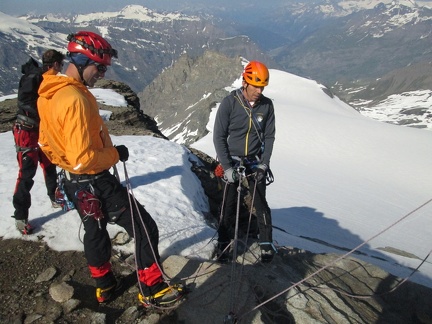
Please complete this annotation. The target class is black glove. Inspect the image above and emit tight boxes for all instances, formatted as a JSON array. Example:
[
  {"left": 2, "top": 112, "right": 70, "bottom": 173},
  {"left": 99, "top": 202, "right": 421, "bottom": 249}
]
[
  {"left": 115, "top": 145, "right": 129, "bottom": 162},
  {"left": 254, "top": 164, "right": 267, "bottom": 183}
]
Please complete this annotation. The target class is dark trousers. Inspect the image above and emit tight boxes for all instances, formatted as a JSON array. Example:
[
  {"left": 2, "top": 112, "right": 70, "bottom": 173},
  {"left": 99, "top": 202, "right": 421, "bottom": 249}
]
[
  {"left": 12, "top": 125, "right": 57, "bottom": 220},
  {"left": 218, "top": 176, "right": 272, "bottom": 245},
  {"left": 63, "top": 171, "right": 160, "bottom": 272}
]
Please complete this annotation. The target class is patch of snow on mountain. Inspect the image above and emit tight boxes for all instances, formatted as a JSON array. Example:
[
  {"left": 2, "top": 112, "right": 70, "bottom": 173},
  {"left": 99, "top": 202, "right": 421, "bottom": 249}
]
[
  {"left": 72, "top": 5, "right": 199, "bottom": 24},
  {"left": 360, "top": 90, "right": 432, "bottom": 129},
  {"left": 0, "top": 12, "right": 66, "bottom": 59},
  {"left": 339, "top": 0, "right": 419, "bottom": 12},
  {"left": 0, "top": 12, "right": 49, "bottom": 37}
]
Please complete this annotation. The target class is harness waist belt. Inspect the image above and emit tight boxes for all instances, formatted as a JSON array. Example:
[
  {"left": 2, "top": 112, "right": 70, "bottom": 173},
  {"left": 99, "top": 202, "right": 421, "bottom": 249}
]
[
  {"left": 15, "top": 145, "right": 38, "bottom": 153},
  {"left": 64, "top": 170, "right": 108, "bottom": 183},
  {"left": 16, "top": 114, "right": 39, "bottom": 127},
  {"left": 232, "top": 155, "right": 261, "bottom": 163}
]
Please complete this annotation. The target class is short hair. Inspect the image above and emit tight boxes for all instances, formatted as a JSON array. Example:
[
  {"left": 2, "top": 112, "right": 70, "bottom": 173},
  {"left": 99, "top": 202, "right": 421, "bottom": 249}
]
[{"left": 42, "top": 49, "right": 65, "bottom": 65}]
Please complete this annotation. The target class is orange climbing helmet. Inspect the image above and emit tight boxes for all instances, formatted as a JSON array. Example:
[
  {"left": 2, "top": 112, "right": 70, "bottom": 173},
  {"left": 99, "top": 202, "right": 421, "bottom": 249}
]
[
  {"left": 66, "top": 31, "right": 118, "bottom": 65},
  {"left": 242, "top": 61, "right": 269, "bottom": 87}
]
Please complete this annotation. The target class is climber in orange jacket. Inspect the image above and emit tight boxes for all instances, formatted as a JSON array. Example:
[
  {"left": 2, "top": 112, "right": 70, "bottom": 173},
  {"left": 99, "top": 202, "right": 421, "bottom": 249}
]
[{"left": 38, "top": 31, "right": 183, "bottom": 306}]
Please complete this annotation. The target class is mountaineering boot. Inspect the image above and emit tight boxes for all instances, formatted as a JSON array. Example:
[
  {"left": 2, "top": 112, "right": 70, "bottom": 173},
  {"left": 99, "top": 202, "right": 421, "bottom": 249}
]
[
  {"left": 138, "top": 283, "right": 185, "bottom": 307},
  {"left": 215, "top": 241, "right": 230, "bottom": 263},
  {"left": 51, "top": 200, "right": 62, "bottom": 208},
  {"left": 95, "top": 273, "right": 122, "bottom": 304},
  {"left": 96, "top": 284, "right": 116, "bottom": 303},
  {"left": 96, "top": 279, "right": 122, "bottom": 303},
  {"left": 261, "top": 249, "right": 274, "bottom": 263},
  {"left": 15, "top": 219, "right": 33, "bottom": 235},
  {"left": 260, "top": 243, "right": 276, "bottom": 263}
]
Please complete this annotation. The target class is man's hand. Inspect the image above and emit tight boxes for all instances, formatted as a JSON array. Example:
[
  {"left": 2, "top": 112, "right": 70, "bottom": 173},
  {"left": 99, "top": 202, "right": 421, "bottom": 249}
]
[
  {"left": 115, "top": 145, "right": 129, "bottom": 162},
  {"left": 224, "top": 167, "right": 237, "bottom": 183},
  {"left": 254, "top": 164, "right": 268, "bottom": 183}
]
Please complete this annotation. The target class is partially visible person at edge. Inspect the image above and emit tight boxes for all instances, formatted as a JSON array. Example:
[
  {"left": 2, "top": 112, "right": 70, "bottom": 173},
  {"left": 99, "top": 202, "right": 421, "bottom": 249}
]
[
  {"left": 12, "top": 49, "right": 65, "bottom": 235},
  {"left": 37, "top": 31, "right": 184, "bottom": 306},
  {"left": 213, "top": 61, "right": 276, "bottom": 263}
]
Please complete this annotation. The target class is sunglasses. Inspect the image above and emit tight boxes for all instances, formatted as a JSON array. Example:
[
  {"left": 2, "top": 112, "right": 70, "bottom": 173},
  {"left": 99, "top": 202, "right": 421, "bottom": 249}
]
[{"left": 91, "top": 63, "right": 108, "bottom": 73}]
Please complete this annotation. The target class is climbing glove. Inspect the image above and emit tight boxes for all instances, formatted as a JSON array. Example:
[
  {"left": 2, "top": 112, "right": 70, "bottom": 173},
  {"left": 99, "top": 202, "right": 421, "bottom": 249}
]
[
  {"left": 224, "top": 167, "right": 237, "bottom": 183},
  {"left": 254, "top": 164, "right": 268, "bottom": 183},
  {"left": 115, "top": 145, "right": 129, "bottom": 162}
]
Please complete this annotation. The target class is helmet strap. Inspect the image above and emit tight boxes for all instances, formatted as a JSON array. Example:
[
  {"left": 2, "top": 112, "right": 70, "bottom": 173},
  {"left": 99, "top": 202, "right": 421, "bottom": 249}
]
[
  {"left": 71, "top": 63, "right": 89, "bottom": 86},
  {"left": 70, "top": 56, "right": 92, "bottom": 86}
]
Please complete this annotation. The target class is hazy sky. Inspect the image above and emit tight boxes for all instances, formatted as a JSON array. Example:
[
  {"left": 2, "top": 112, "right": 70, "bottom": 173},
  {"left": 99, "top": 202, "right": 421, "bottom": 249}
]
[
  {"left": 3, "top": 0, "right": 432, "bottom": 16},
  {"left": 0, "top": 0, "right": 243, "bottom": 15},
  {"left": 0, "top": 0, "right": 282, "bottom": 15},
  {"left": 0, "top": 0, "right": 197, "bottom": 15}
]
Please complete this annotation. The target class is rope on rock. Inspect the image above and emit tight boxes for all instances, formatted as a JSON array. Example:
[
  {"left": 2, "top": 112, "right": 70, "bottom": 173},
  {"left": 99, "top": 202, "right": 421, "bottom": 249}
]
[{"left": 236, "top": 197, "right": 432, "bottom": 321}]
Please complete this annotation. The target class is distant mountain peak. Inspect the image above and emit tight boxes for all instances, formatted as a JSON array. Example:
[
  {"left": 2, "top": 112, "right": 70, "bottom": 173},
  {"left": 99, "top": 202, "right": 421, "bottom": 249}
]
[
  {"left": 0, "top": 11, "right": 49, "bottom": 37},
  {"left": 309, "top": 0, "right": 425, "bottom": 17},
  {"left": 71, "top": 4, "right": 199, "bottom": 24},
  {"left": 339, "top": 0, "right": 421, "bottom": 12}
]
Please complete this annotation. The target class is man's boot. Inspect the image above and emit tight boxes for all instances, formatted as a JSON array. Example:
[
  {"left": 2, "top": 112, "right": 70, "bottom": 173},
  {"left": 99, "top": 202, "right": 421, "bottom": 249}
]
[{"left": 15, "top": 219, "right": 33, "bottom": 235}]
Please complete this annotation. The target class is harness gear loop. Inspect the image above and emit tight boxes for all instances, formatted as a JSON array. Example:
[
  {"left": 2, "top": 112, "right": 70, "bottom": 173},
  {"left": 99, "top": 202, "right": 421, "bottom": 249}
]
[{"left": 75, "top": 183, "right": 104, "bottom": 229}]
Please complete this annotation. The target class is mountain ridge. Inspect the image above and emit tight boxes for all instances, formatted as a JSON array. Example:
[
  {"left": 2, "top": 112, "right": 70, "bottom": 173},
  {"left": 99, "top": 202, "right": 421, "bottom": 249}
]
[
  {"left": 2, "top": 1, "right": 432, "bottom": 96},
  {"left": 1, "top": 1, "right": 431, "bottom": 133},
  {"left": 0, "top": 6, "right": 272, "bottom": 96}
]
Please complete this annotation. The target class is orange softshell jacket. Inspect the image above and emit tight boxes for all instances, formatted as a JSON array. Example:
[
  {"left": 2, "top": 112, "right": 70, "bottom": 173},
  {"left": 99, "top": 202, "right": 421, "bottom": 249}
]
[{"left": 37, "top": 70, "right": 119, "bottom": 174}]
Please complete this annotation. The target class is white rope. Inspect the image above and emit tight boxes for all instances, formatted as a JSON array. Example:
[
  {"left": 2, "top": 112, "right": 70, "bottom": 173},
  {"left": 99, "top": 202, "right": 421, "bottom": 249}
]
[{"left": 237, "top": 197, "right": 432, "bottom": 321}]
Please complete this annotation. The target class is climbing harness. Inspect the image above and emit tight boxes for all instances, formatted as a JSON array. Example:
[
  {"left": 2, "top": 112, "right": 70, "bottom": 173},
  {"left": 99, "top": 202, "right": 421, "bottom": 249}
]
[
  {"left": 13, "top": 122, "right": 39, "bottom": 154},
  {"left": 16, "top": 114, "right": 38, "bottom": 130}
]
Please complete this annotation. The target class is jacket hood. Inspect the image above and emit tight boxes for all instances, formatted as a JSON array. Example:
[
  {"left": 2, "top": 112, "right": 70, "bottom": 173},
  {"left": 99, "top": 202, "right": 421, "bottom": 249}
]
[
  {"left": 38, "top": 71, "right": 86, "bottom": 100},
  {"left": 21, "top": 57, "right": 40, "bottom": 75}
]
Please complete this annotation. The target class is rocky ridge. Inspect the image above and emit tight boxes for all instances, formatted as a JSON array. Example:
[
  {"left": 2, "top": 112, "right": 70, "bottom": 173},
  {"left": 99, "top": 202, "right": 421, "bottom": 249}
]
[
  {"left": 138, "top": 51, "right": 244, "bottom": 146},
  {"left": 1, "top": 238, "right": 432, "bottom": 323}
]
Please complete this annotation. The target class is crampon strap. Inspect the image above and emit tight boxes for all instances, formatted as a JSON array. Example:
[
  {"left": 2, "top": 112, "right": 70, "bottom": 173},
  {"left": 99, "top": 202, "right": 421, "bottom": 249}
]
[{"left": 138, "top": 283, "right": 186, "bottom": 308}]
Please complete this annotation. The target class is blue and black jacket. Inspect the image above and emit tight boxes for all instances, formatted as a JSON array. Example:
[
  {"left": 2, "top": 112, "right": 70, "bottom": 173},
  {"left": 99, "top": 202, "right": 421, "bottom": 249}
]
[{"left": 213, "top": 88, "right": 276, "bottom": 171}]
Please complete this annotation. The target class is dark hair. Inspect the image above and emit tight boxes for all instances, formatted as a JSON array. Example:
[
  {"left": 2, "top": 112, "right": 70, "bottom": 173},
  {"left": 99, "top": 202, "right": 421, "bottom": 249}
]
[{"left": 42, "top": 49, "right": 65, "bottom": 65}]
